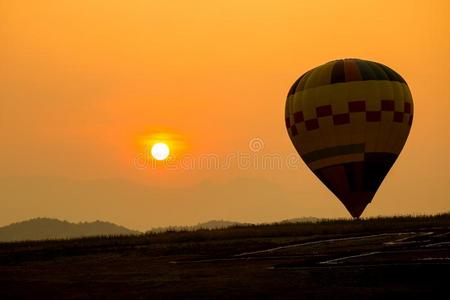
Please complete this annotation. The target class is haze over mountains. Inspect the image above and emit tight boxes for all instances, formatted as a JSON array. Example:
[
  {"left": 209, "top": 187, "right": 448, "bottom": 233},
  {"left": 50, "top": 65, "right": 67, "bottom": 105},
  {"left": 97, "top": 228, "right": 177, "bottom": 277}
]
[
  {"left": 0, "top": 176, "right": 300, "bottom": 231},
  {"left": 0, "top": 217, "right": 320, "bottom": 242},
  {"left": 2, "top": 176, "right": 447, "bottom": 232}
]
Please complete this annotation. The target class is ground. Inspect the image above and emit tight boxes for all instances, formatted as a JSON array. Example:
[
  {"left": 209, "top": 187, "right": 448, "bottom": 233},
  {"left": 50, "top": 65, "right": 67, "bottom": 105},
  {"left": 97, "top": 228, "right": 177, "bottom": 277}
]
[{"left": 0, "top": 215, "right": 449, "bottom": 299}]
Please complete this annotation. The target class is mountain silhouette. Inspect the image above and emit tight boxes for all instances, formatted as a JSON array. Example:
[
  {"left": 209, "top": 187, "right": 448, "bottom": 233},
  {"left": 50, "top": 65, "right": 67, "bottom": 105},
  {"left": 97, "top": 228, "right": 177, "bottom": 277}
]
[
  {"left": 147, "top": 218, "right": 319, "bottom": 233},
  {"left": 0, "top": 218, "right": 141, "bottom": 242},
  {"left": 0, "top": 217, "right": 321, "bottom": 242},
  {"left": 193, "top": 220, "right": 245, "bottom": 230}
]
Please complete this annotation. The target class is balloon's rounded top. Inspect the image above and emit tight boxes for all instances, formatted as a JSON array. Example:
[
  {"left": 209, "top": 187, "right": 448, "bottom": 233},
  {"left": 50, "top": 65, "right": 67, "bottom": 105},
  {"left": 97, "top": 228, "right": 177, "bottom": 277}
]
[{"left": 288, "top": 58, "right": 407, "bottom": 98}]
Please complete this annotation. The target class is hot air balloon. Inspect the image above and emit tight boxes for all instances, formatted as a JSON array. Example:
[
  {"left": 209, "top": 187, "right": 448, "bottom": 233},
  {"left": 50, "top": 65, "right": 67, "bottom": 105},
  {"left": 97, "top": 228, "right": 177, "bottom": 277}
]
[{"left": 285, "top": 59, "right": 413, "bottom": 218}]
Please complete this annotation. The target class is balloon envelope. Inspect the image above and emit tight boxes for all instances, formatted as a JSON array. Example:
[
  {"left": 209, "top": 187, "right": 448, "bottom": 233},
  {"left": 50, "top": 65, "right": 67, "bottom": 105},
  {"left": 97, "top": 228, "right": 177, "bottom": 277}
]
[{"left": 285, "top": 58, "right": 413, "bottom": 218}]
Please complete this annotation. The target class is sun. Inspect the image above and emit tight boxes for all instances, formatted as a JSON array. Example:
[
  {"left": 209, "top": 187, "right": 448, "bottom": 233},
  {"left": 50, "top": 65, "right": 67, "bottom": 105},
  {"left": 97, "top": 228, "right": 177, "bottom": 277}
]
[{"left": 151, "top": 142, "right": 170, "bottom": 161}]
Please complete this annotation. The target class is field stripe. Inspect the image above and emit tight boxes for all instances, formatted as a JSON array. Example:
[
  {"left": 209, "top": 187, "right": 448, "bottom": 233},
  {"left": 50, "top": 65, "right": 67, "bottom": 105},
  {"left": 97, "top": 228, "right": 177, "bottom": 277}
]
[
  {"left": 319, "top": 251, "right": 380, "bottom": 265},
  {"left": 234, "top": 232, "right": 409, "bottom": 257}
]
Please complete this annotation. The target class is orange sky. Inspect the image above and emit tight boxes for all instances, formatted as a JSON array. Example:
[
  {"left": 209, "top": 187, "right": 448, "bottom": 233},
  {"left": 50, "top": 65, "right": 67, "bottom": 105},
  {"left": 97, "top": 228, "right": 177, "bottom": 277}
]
[{"left": 1, "top": 0, "right": 449, "bottom": 230}]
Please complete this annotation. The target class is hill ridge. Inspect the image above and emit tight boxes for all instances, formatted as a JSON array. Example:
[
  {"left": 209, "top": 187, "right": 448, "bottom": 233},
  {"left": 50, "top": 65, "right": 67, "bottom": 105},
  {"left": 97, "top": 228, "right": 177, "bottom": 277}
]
[{"left": 0, "top": 218, "right": 141, "bottom": 242}]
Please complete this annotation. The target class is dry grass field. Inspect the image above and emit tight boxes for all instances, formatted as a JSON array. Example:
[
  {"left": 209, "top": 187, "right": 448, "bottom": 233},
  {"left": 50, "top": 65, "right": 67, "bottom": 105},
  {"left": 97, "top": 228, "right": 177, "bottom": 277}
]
[{"left": 1, "top": 214, "right": 449, "bottom": 299}]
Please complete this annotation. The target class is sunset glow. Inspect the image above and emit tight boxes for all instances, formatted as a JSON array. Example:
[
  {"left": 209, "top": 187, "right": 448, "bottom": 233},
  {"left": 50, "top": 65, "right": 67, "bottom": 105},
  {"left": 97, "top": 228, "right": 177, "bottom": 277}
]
[
  {"left": 2, "top": 2, "right": 449, "bottom": 297},
  {"left": 1, "top": 0, "right": 449, "bottom": 230}
]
